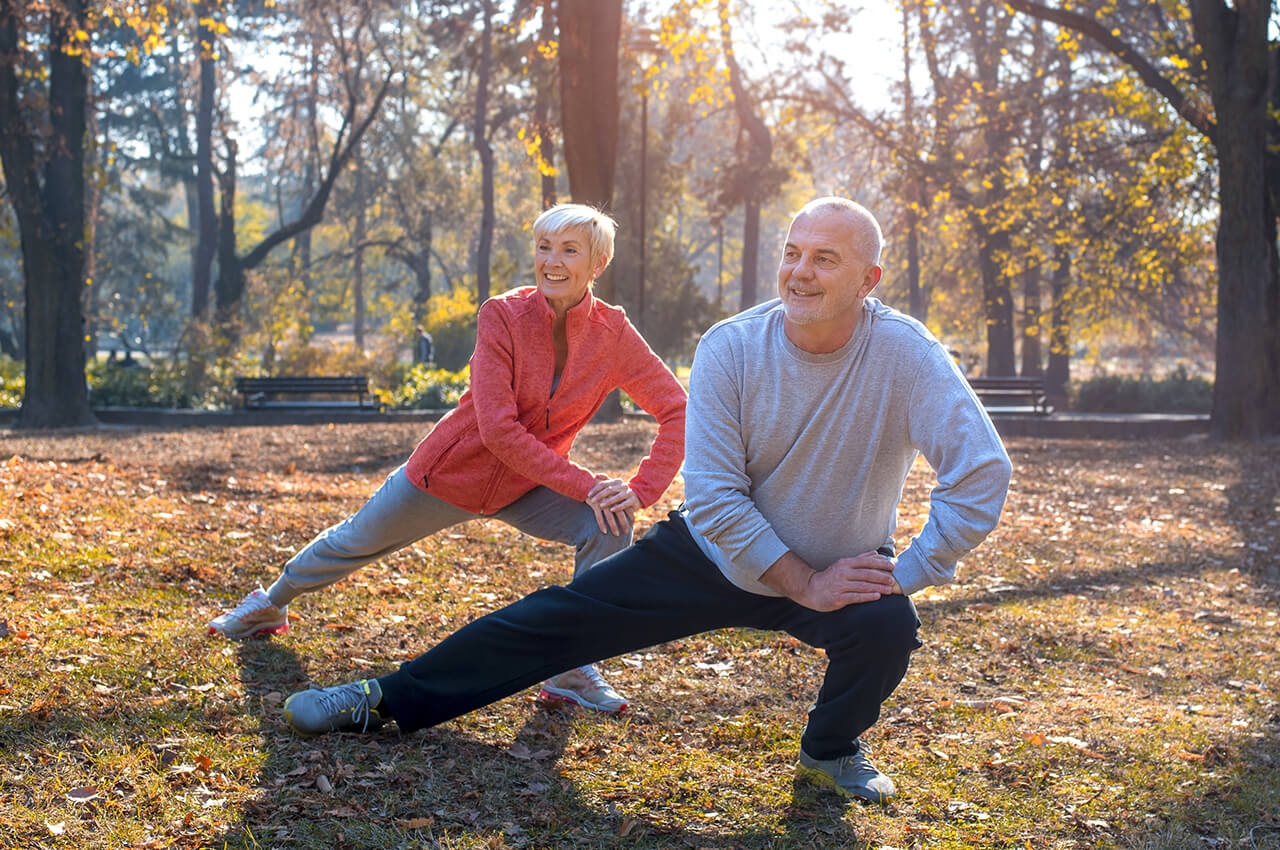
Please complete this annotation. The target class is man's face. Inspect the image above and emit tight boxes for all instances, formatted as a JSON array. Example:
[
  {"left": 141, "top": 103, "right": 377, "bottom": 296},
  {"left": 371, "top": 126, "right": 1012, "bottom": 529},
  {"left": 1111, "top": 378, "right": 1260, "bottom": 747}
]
[{"left": 777, "top": 209, "right": 881, "bottom": 350}]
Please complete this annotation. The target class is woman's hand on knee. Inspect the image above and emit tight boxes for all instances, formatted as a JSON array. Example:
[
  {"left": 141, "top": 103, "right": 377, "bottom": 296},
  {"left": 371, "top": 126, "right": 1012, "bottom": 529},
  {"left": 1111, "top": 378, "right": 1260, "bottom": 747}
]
[{"left": 587, "top": 477, "right": 641, "bottom": 536}]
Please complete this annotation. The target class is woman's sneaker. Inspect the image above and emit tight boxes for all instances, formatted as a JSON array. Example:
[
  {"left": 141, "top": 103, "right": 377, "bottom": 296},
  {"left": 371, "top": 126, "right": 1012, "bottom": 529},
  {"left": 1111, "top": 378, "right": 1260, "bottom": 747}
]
[
  {"left": 207, "top": 587, "right": 289, "bottom": 640},
  {"left": 538, "top": 664, "right": 628, "bottom": 714}
]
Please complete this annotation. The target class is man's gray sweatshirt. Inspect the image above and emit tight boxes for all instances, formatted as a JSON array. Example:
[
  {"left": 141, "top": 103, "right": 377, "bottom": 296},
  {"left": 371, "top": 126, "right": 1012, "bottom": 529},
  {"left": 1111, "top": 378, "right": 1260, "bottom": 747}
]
[{"left": 681, "top": 297, "right": 1012, "bottom": 597}]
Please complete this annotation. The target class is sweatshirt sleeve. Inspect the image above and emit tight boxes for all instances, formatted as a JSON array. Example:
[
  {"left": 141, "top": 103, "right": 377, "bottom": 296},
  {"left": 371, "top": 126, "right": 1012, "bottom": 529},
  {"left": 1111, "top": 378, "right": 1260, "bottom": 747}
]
[
  {"left": 468, "top": 300, "right": 599, "bottom": 501},
  {"left": 893, "top": 346, "right": 1013, "bottom": 595},
  {"left": 615, "top": 322, "right": 688, "bottom": 507},
  {"left": 682, "top": 330, "right": 791, "bottom": 575}
]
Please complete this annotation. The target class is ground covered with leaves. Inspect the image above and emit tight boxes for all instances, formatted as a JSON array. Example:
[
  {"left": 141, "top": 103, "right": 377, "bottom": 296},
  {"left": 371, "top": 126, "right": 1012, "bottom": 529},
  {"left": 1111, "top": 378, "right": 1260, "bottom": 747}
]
[{"left": 1, "top": 421, "right": 1277, "bottom": 849}]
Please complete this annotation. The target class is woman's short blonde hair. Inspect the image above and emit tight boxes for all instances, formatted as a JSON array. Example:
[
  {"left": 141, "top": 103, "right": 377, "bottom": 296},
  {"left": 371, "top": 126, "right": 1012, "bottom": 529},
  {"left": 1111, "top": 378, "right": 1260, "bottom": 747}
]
[{"left": 533, "top": 203, "right": 617, "bottom": 269}]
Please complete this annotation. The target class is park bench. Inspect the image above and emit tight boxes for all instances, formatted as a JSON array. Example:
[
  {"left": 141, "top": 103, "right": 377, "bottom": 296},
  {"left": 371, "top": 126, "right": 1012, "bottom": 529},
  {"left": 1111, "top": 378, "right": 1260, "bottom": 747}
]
[
  {"left": 234, "top": 375, "right": 382, "bottom": 411},
  {"left": 966, "top": 376, "right": 1054, "bottom": 416}
]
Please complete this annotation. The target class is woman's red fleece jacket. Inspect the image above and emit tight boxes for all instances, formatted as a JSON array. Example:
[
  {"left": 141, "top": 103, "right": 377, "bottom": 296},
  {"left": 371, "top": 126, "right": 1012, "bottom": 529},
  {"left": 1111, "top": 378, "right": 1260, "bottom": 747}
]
[{"left": 403, "top": 286, "right": 687, "bottom": 515}]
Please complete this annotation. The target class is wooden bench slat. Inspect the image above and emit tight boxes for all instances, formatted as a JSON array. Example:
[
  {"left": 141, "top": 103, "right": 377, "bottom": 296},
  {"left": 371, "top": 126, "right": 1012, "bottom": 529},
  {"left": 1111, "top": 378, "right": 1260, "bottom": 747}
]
[
  {"left": 966, "top": 375, "right": 1054, "bottom": 416},
  {"left": 234, "top": 375, "right": 382, "bottom": 412}
]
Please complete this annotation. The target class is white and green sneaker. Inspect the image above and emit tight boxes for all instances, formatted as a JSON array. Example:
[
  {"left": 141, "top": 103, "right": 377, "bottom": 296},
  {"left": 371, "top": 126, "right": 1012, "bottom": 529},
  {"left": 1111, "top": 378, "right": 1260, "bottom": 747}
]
[{"left": 284, "top": 679, "right": 388, "bottom": 737}]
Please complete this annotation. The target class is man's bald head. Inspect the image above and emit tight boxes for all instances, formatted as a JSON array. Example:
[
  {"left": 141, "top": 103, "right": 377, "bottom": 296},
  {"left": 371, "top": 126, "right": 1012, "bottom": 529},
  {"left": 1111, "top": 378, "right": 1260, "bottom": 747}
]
[{"left": 794, "top": 197, "right": 883, "bottom": 268}]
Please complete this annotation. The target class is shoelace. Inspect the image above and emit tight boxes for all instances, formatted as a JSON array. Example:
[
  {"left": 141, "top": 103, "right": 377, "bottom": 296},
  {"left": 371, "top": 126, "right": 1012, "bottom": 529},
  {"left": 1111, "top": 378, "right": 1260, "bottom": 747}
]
[
  {"left": 229, "top": 591, "right": 273, "bottom": 619},
  {"left": 316, "top": 683, "right": 377, "bottom": 732},
  {"left": 577, "top": 665, "right": 613, "bottom": 693}
]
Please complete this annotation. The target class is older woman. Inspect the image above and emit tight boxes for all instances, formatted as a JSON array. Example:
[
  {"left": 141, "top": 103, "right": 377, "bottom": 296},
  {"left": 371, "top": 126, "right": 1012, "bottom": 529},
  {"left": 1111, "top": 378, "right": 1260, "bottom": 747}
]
[{"left": 209, "top": 204, "right": 686, "bottom": 714}]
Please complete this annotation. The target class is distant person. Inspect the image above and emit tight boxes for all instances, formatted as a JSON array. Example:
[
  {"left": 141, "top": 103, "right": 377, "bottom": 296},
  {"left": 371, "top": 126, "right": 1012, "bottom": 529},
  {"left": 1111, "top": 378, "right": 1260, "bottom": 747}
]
[
  {"left": 281, "top": 197, "right": 1012, "bottom": 803},
  {"left": 210, "top": 203, "right": 687, "bottom": 715},
  {"left": 415, "top": 326, "right": 434, "bottom": 366}
]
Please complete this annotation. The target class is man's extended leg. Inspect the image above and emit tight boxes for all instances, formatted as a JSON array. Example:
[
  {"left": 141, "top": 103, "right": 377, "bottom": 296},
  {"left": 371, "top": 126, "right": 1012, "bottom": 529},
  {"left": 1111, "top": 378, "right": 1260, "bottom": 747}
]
[
  {"left": 369, "top": 514, "right": 779, "bottom": 732},
  {"left": 492, "top": 486, "right": 635, "bottom": 712}
]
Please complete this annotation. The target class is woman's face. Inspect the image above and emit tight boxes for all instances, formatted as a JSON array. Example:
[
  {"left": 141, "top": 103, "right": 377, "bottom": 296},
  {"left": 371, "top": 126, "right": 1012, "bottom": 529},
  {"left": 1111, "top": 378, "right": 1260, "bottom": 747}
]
[{"left": 535, "top": 226, "right": 606, "bottom": 316}]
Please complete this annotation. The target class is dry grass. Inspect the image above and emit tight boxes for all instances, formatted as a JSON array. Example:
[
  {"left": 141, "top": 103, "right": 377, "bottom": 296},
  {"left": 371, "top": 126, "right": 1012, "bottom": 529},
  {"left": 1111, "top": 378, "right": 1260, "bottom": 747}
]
[{"left": 0, "top": 421, "right": 1277, "bottom": 849}]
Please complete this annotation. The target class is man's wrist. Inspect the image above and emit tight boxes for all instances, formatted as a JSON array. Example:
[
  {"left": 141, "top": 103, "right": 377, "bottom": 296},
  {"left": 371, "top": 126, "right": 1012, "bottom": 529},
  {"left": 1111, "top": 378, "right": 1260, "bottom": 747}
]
[{"left": 759, "top": 551, "right": 816, "bottom": 603}]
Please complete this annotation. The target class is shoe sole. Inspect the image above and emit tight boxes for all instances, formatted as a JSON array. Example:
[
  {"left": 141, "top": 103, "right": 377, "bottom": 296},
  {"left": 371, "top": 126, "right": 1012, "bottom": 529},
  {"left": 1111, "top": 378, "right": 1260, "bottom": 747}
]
[
  {"left": 794, "top": 763, "right": 890, "bottom": 804},
  {"left": 537, "top": 687, "right": 628, "bottom": 715},
  {"left": 208, "top": 622, "right": 289, "bottom": 641}
]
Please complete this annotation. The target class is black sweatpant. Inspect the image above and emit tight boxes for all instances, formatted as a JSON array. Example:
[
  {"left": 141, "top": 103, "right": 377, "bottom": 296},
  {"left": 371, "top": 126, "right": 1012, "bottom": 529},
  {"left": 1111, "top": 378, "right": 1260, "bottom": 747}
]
[{"left": 378, "top": 512, "right": 921, "bottom": 759}]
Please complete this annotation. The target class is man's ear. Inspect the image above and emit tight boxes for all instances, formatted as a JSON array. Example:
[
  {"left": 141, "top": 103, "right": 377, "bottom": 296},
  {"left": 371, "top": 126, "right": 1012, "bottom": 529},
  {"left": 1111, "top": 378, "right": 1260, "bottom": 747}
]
[{"left": 860, "top": 265, "right": 883, "bottom": 298}]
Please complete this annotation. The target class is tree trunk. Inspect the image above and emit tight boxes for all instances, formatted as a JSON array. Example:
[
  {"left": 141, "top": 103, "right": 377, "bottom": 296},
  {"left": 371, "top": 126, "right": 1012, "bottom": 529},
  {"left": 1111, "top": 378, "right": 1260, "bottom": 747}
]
[
  {"left": 720, "top": 0, "right": 774, "bottom": 312},
  {"left": 412, "top": 210, "right": 434, "bottom": 324},
  {"left": 1046, "top": 243, "right": 1072, "bottom": 402},
  {"left": 214, "top": 139, "right": 244, "bottom": 343},
  {"left": 534, "top": 0, "right": 557, "bottom": 209},
  {"left": 192, "top": 4, "right": 217, "bottom": 319},
  {"left": 474, "top": 0, "right": 494, "bottom": 305},
  {"left": 901, "top": 3, "right": 927, "bottom": 322},
  {"left": 353, "top": 151, "right": 367, "bottom": 351},
  {"left": 556, "top": 0, "right": 620, "bottom": 209},
  {"left": 1191, "top": 0, "right": 1280, "bottom": 439},
  {"left": 1020, "top": 264, "right": 1041, "bottom": 376},
  {"left": 739, "top": 200, "right": 760, "bottom": 309},
  {"left": 976, "top": 226, "right": 1016, "bottom": 376},
  {"left": 0, "top": 0, "right": 95, "bottom": 427}
]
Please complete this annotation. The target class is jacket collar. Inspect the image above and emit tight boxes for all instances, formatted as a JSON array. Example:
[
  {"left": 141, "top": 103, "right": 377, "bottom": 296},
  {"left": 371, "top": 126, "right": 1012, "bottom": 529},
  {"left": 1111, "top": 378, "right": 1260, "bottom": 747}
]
[{"left": 534, "top": 286, "right": 597, "bottom": 325}]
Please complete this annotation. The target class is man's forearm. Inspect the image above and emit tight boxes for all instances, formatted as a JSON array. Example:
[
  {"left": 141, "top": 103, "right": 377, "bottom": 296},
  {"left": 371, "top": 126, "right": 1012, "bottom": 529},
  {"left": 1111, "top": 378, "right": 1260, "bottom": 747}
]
[{"left": 759, "top": 551, "right": 818, "bottom": 603}]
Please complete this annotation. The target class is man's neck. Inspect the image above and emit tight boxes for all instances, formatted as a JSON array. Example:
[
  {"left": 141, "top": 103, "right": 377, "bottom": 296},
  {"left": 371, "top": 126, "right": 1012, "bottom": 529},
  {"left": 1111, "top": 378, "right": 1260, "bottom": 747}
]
[{"left": 783, "top": 313, "right": 859, "bottom": 354}]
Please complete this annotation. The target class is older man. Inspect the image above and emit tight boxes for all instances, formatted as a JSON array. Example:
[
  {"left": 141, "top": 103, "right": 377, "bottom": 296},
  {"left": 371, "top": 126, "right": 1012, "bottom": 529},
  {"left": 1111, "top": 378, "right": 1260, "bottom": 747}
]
[{"left": 281, "top": 197, "right": 1012, "bottom": 803}]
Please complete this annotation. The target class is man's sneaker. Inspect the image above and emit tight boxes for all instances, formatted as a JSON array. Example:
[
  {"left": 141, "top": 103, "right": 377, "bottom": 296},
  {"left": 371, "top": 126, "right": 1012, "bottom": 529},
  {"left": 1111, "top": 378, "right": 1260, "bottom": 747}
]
[
  {"left": 207, "top": 587, "right": 289, "bottom": 640},
  {"left": 538, "top": 664, "right": 628, "bottom": 714},
  {"left": 796, "top": 742, "right": 897, "bottom": 803},
  {"left": 284, "top": 679, "right": 388, "bottom": 736}
]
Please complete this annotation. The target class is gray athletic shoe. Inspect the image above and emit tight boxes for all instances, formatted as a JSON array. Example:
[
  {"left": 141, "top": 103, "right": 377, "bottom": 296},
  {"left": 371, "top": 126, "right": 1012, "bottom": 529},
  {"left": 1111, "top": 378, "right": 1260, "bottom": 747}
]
[
  {"left": 284, "top": 679, "right": 387, "bottom": 737},
  {"left": 796, "top": 742, "right": 897, "bottom": 803}
]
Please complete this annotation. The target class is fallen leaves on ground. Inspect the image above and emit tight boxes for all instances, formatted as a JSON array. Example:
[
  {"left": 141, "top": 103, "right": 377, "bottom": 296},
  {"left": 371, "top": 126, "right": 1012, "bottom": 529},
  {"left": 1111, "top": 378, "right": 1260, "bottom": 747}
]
[{"left": 0, "top": 423, "right": 1277, "bottom": 848}]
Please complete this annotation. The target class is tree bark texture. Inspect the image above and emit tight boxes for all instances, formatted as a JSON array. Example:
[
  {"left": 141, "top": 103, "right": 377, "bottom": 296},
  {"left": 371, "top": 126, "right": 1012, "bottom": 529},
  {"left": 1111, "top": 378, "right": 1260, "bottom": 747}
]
[
  {"left": 0, "top": 0, "right": 95, "bottom": 427},
  {"left": 474, "top": 0, "right": 494, "bottom": 306},
  {"left": 556, "top": 0, "right": 620, "bottom": 302},
  {"left": 353, "top": 151, "right": 367, "bottom": 350},
  {"left": 720, "top": 0, "right": 773, "bottom": 310},
  {"left": 556, "top": 0, "right": 620, "bottom": 209},
  {"left": 192, "top": 3, "right": 217, "bottom": 319},
  {"left": 1046, "top": 243, "right": 1072, "bottom": 399},
  {"left": 1190, "top": 0, "right": 1280, "bottom": 439}
]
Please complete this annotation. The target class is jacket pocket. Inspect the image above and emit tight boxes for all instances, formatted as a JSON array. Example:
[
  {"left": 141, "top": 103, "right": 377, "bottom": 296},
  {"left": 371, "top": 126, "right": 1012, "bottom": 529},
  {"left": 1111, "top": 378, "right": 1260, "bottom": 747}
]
[{"left": 421, "top": 429, "right": 466, "bottom": 490}]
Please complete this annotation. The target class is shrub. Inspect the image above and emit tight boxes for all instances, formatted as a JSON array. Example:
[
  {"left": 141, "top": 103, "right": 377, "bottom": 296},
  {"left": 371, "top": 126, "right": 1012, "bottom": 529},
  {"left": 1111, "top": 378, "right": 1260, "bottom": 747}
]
[
  {"left": 0, "top": 355, "right": 21, "bottom": 408},
  {"left": 1071, "top": 367, "right": 1212, "bottom": 413},
  {"left": 424, "top": 288, "right": 478, "bottom": 371},
  {"left": 87, "top": 358, "right": 197, "bottom": 408},
  {"left": 382, "top": 364, "right": 470, "bottom": 410}
]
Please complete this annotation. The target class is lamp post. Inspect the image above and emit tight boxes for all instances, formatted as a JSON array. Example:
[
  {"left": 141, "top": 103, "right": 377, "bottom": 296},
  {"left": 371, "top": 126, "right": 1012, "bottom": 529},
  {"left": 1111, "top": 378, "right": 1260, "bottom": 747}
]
[{"left": 628, "top": 28, "right": 661, "bottom": 332}]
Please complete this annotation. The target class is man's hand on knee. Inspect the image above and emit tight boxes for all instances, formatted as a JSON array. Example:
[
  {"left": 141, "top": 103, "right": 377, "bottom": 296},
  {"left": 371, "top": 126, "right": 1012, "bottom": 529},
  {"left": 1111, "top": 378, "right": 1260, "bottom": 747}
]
[{"left": 763, "top": 550, "right": 898, "bottom": 612}]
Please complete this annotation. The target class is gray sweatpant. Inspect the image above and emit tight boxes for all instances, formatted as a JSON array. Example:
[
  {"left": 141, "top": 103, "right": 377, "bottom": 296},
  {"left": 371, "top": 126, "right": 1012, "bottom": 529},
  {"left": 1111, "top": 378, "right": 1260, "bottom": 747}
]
[{"left": 264, "top": 465, "right": 633, "bottom": 608}]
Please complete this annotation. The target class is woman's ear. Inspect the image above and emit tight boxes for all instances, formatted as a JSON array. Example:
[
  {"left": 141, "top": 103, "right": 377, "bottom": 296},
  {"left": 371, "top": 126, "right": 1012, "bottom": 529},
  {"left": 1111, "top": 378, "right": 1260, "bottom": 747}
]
[{"left": 592, "top": 253, "right": 611, "bottom": 281}]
